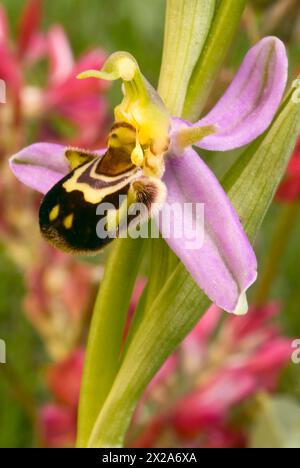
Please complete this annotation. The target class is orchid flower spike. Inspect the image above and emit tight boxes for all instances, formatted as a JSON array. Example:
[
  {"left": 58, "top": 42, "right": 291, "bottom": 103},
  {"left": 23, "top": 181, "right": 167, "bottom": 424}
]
[{"left": 10, "top": 37, "right": 288, "bottom": 314}]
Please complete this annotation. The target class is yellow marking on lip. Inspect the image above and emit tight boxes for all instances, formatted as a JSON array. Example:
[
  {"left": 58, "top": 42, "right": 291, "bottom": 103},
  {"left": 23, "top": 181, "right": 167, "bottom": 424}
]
[
  {"left": 49, "top": 204, "right": 60, "bottom": 221},
  {"left": 63, "top": 159, "right": 141, "bottom": 204},
  {"left": 63, "top": 213, "right": 74, "bottom": 229},
  {"left": 65, "top": 148, "right": 96, "bottom": 171}
]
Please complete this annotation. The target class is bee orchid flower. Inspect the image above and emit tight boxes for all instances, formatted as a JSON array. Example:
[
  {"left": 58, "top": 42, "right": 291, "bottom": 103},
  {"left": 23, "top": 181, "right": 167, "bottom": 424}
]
[{"left": 10, "top": 37, "right": 288, "bottom": 314}]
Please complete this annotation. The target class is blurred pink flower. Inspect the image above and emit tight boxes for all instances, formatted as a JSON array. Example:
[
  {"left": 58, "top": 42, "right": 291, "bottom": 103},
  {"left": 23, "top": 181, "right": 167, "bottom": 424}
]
[
  {"left": 0, "top": 0, "right": 44, "bottom": 96},
  {"left": 276, "top": 136, "right": 300, "bottom": 202},
  {"left": 37, "top": 302, "right": 291, "bottom": 448},
  {"left": 41, "top": 25, "right": 109, "bottom": 147},
  {"left": 0, "top": 0, "right": 109, "bottom": 148},
  {"left": 37, "top": 279, "right": 146, "bottom": 448},
  {"left": 46, "top": 348, "right": 84, "bottom": 408},
  {"left": 24, "top": 245, "right": 96, "bottom": 359},
  {"left": 131, "top": 303, "right": 291, "bottom": 448},
  {"left": 39, "top": 348, "right": 84, "bottom": 448},
  {"left": 39, "top": 404, "right": 76, "bottom": 448}
]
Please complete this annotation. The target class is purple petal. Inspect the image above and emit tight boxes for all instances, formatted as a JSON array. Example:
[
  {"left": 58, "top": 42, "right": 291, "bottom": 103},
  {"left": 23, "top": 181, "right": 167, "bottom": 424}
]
[
  {"left": 9, "top": 143, "right": 71, "bottom": 194},
  {"left": 184, "top": 37, "right": 288, "bottom": 151},
  {"left": 10, "top": 143, "right": 107, "bottom": 194},
  {"left": 159, "top": 147, "right": 257, "bottom": 313}
]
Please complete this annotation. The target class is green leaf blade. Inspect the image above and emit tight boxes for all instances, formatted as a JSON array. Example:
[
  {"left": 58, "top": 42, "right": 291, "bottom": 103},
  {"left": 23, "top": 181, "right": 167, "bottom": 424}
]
[
  {"left": 87, "top": 82, "right": 300, "bottom": 448},
  {"left": 76, "top": 237, "right": 144, "bottom": 447}
]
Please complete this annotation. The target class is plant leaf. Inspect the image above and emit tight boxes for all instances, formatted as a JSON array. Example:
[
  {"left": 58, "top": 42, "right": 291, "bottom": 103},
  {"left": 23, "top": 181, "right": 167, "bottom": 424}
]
[
  {"left": 183, "top": 0, "right": 247, "bottom": 121},
  {"left": 158, "top": 0, "right": 216, "bottom": 116},
  {"left": 76, "top": 237, "right": 145, "bottom": 447},
  {"left": 87, "top": 81, "right": 300, "bottom": 448}
]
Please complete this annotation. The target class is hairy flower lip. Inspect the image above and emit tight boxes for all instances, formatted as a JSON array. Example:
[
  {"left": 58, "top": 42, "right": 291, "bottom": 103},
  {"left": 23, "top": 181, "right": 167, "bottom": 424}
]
[{"left": 9, "top": 37, "right": 288, "bottom": 313}]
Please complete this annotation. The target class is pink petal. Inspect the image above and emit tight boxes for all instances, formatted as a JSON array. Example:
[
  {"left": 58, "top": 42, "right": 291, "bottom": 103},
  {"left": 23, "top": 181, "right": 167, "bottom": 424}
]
[
  {"left": 225, "top": 302, "right": 280, "bottom": 341},
  {"left": 55, "top": 95, "right": 108, "bottom": 147},
  {"left": 159, "top": 147, "right": 257, "bottom": 312},
  {"left": 191, "top": 305, "right": 222, "bottom": 343},
  {"left": 46, "top": 348, "right": 84, "bottom": 408},
  {"left": 191, "top": 37, "right": 287, "bottom": 151},
  {"left": 0, "top": 48, "right": 22, "bottom": 94},
  {"left": 0, "top": 6, "right": 9, "bottom": 46},
  {"left": 48, "top": 25, "right": 74, "bottom": 86},
  {"left": 45, "top": 49, "right": 107, "bottom": 108},
  {"left": 173, "top": 371, "right": 255, "bottom": 434},
  {"left": 9, "top": 143, "right": 71, "bottom": 194},
  {"left": 39, "top": 404, "right": 76, "bottom": 448},
  {"left": 23, "top": 32, "right": 47, "bottom": 64},
  {"left": 18, "top": 0, "right": 42, "bottom": 57},
  {"left": 10, "top": 143, "right": 106, "bottom": 194}
]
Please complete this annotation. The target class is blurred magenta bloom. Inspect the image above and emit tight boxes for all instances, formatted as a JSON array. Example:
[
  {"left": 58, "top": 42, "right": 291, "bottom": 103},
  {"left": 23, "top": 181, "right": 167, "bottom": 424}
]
[
  {"left": 10, "top": 37, "right": 288, "bottom": 314},
  {"left": 131, "top": 303, "right": 291, "bottom": 448},
  {"left": 41, "top": 25, "right": 108, "bottom": 147},
  {"left": 46, "top": 348, "right": 84, "bottom": 408},
  {"left": 276, "top": 136, "right": 300, "bottom": 202},
  {"left": 38, "top": 274, "right": 145, "bottom": 448},
  {"left": 37, "top": 303, "right": 291, "bottom": 448},
  {"left": 39, "top": 404, "right": 76, "bottom": 448},
  {"left": 0, "top": 0, "right": 45, "bottom": 95},
  {"left": 0, "top": 0, "right": 108, "bottom": 147},
  {"left": 39, "top": 348, "right": 84, "bottom": 448},
  {"left": 24, "top": 245, "right": 95, "bottom": 359}
]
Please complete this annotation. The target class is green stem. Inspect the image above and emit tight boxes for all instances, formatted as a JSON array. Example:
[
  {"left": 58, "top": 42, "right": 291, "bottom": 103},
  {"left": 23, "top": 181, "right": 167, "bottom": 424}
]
[
  {"left": 183, "top": 0, "right": 247, "bottom": 121},
  {"left": 158, "top": 0, "right": 216, "bottom": 116},
  {"left": 254, "top": 203, "right": 300, "bottom": 305},
  {"left": 123, "top": 237, "right": 177, "bottom": 354},
  {"left": 87, "top": 268, "right": 209, "bottom": 448},
  {"left": 76, "top": 237, "right": 144, "bottom": 447},
  {"left": 144, "top": 237, "right": 172, "bottom": 311}
]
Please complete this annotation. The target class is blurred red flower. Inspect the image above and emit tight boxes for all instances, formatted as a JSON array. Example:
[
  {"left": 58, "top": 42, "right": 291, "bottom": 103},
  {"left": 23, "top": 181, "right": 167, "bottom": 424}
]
[
  {"left": 39, "top": 348, "right": 84, "bottom": 448},
  {"left": 41, "top": 25, "right": 109, "bottom": 147},
  {"left": 24, "top": 245, "right": 97, "bottom": 359},
  {"left": 276, "top": 137, "right": 300, "bottom": 202},
  {"left": 37, "top": 302, "right": 292, "bottom": 448},
  {"left": 46, "top": 348, "right": 84, "bottom": 408},
  {"left": 131, "top": 303, "right": 291, "bottom": 448},
  {"left": 0, "top": 0, "right": 109, "bottom": 148}
]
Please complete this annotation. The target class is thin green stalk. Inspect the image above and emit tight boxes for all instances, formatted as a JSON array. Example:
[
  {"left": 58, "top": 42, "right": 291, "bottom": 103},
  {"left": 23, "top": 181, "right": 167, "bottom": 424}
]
[
  {"left": 123, "top": 237, "right": 177, "bottom": 355},
  {"left": 158, "top": 0, "right": 216, "bottom": 116},
  {"left": 76, "top": 237, "right": 144, "bottom": 447},
  {"left": 254, "top": 202, "right": 300, "bottom": 305},
  {"left": 144, "top": 237, "right": 171, "bottom": 311},
  {"left": 183, "top": 0, "right": 247, "bottom": 121},
  {"left": 88, "top": 268, "right": 209, "bottom": 448}
]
